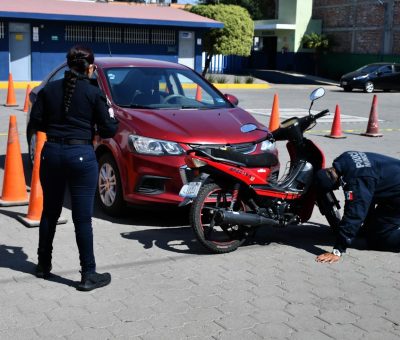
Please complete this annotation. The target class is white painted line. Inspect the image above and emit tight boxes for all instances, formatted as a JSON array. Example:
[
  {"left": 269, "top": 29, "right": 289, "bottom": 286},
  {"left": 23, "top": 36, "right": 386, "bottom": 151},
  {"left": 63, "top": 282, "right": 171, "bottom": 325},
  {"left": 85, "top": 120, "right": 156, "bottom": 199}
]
[{"left": 245, "top": 108, "right": 372, "bottom": 123}]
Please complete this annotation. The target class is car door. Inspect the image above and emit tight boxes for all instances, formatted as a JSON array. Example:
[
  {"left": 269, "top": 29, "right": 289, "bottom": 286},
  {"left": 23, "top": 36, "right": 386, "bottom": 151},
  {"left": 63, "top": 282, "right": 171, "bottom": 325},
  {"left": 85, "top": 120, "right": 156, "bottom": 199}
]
[
  {"left": 374, "top": 65, "right": 394, "bottom": 90},
  {"left": 391, "top": 65, "right": 400, "bottom": 91}
]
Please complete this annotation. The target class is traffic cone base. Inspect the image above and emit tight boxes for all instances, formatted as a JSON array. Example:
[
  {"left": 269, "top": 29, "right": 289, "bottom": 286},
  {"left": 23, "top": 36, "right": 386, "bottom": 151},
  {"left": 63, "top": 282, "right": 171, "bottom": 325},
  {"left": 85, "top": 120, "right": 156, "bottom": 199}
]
[
  {"left": 17, "top": 214, "right": 68, "bottom": 228},
  {"left": 325, "top": 104, "right": 346, "bottom": 139},
  {"left": 0, "top": 198, "right": 29, "bottom": 207}
]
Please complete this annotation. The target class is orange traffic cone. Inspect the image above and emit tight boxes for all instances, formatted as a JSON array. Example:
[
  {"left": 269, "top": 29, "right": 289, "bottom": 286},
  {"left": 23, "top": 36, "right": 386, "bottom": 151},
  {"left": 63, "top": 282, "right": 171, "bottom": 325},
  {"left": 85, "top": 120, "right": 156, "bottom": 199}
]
[
  {"left": 268, "top": 93, "right": 280, "bottom": 131},
  {"left": 5, "top": 73, "right": 18, "bottom": 107},
  {"left": 0, "top": 115, "right": 29, "bottom": 206},
  {"left": 22, "top": 84, "right": 32, "bottom": 113},
  {"left": 326, "top": 104, "right": 346, "bottom": 139},
  {"left": 362, "top": 95, "right": 383, "bottom": 137},
  {"left": 17, "top": 132, "right": 68, "bottom": 227},
  {"left": 195, "top": 85, "right": 202, "bottom": 101}
]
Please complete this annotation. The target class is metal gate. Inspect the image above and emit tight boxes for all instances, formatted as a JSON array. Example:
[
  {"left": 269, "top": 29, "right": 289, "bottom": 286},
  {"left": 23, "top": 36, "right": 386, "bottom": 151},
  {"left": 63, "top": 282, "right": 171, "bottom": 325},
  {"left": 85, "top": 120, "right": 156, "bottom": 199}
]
[{"left": 9, "top": 22, "right": 31, "bottom": 81}]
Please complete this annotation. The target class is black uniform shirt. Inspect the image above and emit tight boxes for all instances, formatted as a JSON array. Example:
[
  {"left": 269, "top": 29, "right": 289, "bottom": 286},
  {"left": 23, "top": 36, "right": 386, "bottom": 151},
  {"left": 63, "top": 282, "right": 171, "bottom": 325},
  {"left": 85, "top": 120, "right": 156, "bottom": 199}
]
[
  {"left": 332, "top": 151, "right": 400, "bottom": 252},
  {"left": 30, "top": 76, "right": 118, "bottom": 140}
]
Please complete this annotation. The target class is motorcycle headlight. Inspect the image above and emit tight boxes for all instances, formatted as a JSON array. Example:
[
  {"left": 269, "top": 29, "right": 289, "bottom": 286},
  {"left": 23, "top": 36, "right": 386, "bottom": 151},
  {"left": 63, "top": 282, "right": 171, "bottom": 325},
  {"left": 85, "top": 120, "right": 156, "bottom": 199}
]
[
  {"left": 128, "top": 135, "right": 184, "bottom": 155},
  {"left": 260, "top": 140, "right": 276, "bottom": 151},
  {"left": 353, "top": 74, "right": 368, "bottom": 80}
]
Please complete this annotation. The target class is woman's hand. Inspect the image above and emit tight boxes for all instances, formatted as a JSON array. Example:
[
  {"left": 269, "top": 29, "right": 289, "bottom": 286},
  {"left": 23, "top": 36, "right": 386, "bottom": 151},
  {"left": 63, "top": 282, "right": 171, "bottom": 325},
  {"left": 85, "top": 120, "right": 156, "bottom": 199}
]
[{"left": 316, "top": 252, "right": 340, "bottom": 263}]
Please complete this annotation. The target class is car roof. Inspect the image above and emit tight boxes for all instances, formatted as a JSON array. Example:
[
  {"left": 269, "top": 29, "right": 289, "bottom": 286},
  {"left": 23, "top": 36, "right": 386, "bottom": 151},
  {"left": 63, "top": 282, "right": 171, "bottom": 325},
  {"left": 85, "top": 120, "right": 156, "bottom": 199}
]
[
  {"left": 366, "top": 62, "right": 400, "bottom": 66},
  {"left": 94, "top": 57, "right": 188, "bottom": 69}
]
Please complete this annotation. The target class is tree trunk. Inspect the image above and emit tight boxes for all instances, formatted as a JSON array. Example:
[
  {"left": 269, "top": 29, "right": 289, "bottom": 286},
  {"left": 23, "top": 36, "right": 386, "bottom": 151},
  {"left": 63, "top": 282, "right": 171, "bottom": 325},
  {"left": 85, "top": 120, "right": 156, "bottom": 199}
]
[{"left": 202, "top": 53, "right": 213, "bottom": 77}]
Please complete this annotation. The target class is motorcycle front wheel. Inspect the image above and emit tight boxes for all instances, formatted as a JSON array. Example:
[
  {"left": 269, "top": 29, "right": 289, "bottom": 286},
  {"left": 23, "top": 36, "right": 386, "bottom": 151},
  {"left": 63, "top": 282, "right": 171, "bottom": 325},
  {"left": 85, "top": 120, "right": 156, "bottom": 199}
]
[
  {"left": 317, "top": 191, "right": 341, "bottom": 231},
  {"left": 190, "top": 182, "right": 249, "bottom": 254}
]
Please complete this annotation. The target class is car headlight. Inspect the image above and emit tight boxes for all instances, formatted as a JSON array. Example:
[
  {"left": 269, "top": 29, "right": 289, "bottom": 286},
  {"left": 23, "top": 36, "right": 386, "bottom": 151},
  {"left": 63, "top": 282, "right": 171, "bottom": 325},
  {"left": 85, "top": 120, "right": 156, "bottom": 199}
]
[
  {"left": 260, "top": 140, "right": 276, "bottom": 151},
  {"left": 128, "top": 135, "right": 184, "bottom": 155},
  {"left": 353, "top": 74, "right": 368, "bottom": 80}
]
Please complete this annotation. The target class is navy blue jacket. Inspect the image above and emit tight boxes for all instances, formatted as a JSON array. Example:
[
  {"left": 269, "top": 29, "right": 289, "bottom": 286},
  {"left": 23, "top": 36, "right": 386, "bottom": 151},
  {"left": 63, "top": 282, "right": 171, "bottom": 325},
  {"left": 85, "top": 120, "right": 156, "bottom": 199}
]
[
  {"left": 30, "top": 76, "right": 118, "bottom": 140},
  {"left": 332, "top": 151, "right": 400, "bottom": 252}
]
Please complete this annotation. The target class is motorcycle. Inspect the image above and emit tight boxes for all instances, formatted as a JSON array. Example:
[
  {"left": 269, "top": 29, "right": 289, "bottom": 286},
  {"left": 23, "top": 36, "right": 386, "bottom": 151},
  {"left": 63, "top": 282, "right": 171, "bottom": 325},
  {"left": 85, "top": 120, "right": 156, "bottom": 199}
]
[{"left": 179, "top": 87, "right": 341, "bottom": 254}]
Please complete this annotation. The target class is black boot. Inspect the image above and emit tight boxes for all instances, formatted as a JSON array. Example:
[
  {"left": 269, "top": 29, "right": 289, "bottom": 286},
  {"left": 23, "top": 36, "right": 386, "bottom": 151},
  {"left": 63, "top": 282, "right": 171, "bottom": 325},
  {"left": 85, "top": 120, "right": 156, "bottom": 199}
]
[
  {"left": 77, "top": 272, "right": 111, "bottom": 291},
  {"left": 35, "top": 263, "right": 52, "bottom": 279}
]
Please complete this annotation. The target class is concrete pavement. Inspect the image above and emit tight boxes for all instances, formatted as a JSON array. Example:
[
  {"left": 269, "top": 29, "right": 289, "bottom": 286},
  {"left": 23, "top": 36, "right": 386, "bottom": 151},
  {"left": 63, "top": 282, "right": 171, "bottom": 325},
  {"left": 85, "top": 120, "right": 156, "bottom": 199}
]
[{"left": 0, "top": 87, "right": 399, "bottom": 340}]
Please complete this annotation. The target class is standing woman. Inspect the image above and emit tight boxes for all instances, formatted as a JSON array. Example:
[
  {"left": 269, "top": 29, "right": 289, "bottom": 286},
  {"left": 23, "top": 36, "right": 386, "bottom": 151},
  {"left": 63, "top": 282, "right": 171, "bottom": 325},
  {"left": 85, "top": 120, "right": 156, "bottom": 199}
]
[{"left": 30, "top": 45, "right": 119, "bottom": 291}]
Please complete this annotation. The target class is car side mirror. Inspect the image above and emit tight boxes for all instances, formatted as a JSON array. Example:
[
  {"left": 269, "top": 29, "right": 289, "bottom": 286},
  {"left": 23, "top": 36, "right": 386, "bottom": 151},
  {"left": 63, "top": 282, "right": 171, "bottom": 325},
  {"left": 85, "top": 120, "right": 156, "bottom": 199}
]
[{"left": 225, "top": 93, "right": 239, "bottom": 106}]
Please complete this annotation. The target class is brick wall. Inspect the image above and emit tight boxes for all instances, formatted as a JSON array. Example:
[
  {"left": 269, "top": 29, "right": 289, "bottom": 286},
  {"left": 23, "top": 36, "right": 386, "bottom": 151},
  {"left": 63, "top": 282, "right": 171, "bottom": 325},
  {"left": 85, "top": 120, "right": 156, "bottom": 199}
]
[{"left": 313, "top": 0, "right": 400, "bottom": 55}]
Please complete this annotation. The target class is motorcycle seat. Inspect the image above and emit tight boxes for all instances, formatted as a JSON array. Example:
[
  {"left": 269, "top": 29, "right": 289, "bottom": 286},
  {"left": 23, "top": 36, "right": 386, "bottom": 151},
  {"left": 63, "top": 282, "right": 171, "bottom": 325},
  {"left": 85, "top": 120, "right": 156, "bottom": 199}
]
[{"left": 205, "top": 148, "right": 279, "bottom": 168}]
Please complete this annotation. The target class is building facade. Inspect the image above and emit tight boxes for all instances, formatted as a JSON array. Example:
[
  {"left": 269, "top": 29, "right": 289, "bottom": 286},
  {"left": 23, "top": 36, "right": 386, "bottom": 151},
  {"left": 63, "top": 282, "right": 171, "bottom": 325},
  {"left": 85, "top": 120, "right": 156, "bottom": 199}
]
[{"left": 0, "top": 0, "right": 222, "bottom": 81}]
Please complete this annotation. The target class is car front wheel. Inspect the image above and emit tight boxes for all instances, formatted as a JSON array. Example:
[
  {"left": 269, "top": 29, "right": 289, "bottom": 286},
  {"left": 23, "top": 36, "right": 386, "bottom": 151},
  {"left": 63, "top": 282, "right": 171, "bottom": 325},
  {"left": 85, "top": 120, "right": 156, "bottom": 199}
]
[
  {"left": 97, "top": 153, "right": 125, "bottom": 216},
  {"left": 364, "top": 81, "right": 374, "bottom": 93}
]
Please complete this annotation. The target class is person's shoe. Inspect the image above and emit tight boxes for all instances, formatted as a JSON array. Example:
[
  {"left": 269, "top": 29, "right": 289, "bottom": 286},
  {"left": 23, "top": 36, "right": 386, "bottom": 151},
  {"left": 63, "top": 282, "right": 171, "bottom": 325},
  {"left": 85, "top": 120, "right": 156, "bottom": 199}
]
[
  {"left": 35, "top": 263, "right": 52, "bottom": 279},
  {"left": 77, "top": 272, "right": 111, "bottom": 291}
]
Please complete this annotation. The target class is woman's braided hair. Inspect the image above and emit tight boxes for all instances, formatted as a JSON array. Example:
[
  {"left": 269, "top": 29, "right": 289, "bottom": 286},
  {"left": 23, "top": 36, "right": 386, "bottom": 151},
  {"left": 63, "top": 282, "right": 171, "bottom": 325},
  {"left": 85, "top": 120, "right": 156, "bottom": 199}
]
[{"left": 63, "top": 45, "right": 94, "bottom": 115}]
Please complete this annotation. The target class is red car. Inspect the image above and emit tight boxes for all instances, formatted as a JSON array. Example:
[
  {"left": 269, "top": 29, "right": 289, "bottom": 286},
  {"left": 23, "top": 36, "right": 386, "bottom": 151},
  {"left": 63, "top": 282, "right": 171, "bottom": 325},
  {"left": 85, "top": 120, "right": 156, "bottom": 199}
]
[{"left": 27, "top": 58, "right": 278, "bottom": 215}]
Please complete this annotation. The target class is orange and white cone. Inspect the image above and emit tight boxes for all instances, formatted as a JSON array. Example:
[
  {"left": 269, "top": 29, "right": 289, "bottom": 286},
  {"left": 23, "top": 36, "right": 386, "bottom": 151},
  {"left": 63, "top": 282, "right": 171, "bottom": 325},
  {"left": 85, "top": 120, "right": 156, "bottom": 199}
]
[
  {"left": 0, "top": 115, "right": 29, "bottom": 206},
  {"left": 268, "top": 93, "right": 280, "bottom": 131},
  {"left": 362, "top": 95, "right": 383, "bottom": 137},
  {"left": 326, "top": 105, "right": 346, "bottom": 139}
]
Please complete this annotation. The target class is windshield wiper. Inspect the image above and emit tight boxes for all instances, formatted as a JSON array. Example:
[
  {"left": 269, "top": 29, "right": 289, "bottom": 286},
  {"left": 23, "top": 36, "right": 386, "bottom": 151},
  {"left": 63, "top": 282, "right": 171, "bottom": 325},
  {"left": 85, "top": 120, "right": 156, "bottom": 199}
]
[{"left": 118, "top": 104, "right": 152, "bottom": 109}]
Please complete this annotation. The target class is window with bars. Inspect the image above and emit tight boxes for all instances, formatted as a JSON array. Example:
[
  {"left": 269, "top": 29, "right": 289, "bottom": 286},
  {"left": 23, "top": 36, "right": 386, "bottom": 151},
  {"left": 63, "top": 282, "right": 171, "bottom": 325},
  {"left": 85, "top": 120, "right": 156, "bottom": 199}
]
[
  {"left": 0, "top": 22, "right": 4, "bottom": 39},
  {"left": 152, "top": 29, "right": 175, "bottom": 45},
  {"left": 124, "top": 27, "right": 149, "bottom": 44},
  {"left": 65, "top": 25, "right": 93, "bottom": 42},
  {"left": 95, "top": 26, "right": 122, "bottom": 43}
]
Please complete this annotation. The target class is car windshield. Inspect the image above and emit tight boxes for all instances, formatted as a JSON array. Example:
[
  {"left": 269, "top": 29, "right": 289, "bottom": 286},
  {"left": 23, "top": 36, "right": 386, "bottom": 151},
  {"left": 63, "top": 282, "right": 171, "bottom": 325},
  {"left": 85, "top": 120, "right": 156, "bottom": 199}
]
[
  {"left": 105, "top": 67, "right": 232, "bottom": 109},
  {"left": 356, "top": 64, "right": 381, "bottom": 73}
]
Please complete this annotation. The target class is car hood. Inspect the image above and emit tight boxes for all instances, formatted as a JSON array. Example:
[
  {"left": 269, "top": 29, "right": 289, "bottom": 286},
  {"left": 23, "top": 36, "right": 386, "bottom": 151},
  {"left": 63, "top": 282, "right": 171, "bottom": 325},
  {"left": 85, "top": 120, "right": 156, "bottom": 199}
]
[
  {"left": 118, "top": 107, "right": 266, "bottom": 144},
  {"left": 341, "top": 71, "right": 370, "bottom": 80}
]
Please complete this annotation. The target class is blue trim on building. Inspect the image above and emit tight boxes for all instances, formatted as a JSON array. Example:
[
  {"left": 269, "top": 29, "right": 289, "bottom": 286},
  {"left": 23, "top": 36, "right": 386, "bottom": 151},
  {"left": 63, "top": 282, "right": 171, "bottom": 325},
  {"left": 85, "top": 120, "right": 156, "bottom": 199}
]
[{"left": 0, "top": 12, "right": 224, "bottom": 29}]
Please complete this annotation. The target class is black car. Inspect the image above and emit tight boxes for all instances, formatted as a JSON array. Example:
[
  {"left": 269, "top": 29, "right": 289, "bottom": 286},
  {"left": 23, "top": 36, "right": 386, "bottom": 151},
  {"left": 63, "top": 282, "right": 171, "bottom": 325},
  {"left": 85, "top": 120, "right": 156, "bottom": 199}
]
[{"left": 340, "top": 62, "right": 400, "bottom": 93}]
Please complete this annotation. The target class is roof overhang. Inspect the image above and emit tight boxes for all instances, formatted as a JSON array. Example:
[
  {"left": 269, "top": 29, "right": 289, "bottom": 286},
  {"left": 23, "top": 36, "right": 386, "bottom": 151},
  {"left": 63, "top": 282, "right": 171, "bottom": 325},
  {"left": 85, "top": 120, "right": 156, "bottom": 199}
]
[
  {"left": 0, "top": 0, "right": 223, "bottom": 29},
  {"left": 254, "top": 23, "right": 296, "bottom": 31}
]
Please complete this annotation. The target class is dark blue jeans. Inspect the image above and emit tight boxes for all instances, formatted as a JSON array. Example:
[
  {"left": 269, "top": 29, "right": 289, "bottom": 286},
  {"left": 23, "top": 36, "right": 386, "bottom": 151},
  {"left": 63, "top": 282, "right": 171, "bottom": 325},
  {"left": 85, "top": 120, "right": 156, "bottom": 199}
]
[{"left": 38, "top": 142, "right": 98, "bottom": 273}]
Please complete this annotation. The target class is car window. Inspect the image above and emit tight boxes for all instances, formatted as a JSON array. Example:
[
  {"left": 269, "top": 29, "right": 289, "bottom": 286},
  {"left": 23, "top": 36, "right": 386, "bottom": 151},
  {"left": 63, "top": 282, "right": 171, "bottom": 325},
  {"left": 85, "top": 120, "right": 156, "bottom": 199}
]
[
  {"left": 379, "top": 65, "right": 392, "bottom": 74},
  {"left": 394, "top": 65, "right": 400, "bottom": 73},
  {"left": 105, "top": 66, "right": 232, "bottom": 110},
  {"left": 357, "top": 65, "right": 380, "bottom": 73},
  {"left": 48, "top": 65, "right": 69, "bottom": 82}
]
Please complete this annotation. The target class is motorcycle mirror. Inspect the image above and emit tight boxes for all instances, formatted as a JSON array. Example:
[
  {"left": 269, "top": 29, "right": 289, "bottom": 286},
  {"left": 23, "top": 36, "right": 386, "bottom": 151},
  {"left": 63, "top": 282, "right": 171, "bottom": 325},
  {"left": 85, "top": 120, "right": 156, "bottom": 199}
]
[
  {"left": 309, "top": 87, "right": 325, "bottom": 101},
  {"left": 240, "top": 123, "right": 257, "bottom": 133}
]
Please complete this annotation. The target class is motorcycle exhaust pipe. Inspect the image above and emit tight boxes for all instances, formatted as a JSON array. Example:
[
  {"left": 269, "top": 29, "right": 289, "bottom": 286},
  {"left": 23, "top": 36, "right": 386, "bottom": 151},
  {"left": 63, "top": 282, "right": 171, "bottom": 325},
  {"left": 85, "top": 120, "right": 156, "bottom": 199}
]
[{"left": 215, "top": 210, "right": 280, "bottom": 227}]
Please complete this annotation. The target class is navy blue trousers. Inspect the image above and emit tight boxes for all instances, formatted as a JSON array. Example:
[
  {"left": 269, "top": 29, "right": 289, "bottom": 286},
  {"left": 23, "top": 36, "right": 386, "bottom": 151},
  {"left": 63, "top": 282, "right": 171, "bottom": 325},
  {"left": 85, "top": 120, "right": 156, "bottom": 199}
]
[
  {"left": 364, "top": 201, "right": 400, "bottom": 252},
  {"left": 37, "top": 142, "right": 98, "bottom": 273}
]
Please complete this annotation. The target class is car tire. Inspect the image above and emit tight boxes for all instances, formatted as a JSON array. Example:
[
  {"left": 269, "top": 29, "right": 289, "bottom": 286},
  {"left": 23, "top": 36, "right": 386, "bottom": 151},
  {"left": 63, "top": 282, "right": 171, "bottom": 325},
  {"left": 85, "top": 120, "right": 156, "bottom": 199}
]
[
  {"left": 343, "top": 86, "right": 352, "bottom": 92},
  {"left": 97, "top": 153, "right": 126, "bottom": 216},
  {"left": 364, "top": 81, "right": 374, "bottom": 93}
]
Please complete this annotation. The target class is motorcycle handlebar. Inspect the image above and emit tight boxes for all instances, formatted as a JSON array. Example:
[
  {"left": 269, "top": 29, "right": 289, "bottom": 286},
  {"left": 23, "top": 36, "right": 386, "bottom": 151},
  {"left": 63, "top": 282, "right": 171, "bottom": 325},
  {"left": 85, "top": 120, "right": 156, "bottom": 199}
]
[{"left": 312, "top": 109, "right": 330, "bottom": 120}]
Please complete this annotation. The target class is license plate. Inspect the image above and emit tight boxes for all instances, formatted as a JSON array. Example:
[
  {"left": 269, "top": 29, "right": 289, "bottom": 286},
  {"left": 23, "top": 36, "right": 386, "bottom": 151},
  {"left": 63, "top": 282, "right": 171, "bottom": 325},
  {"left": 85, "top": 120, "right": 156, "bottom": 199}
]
[{"left": 179, "top": 182, "right": 202, "bottom": 198}]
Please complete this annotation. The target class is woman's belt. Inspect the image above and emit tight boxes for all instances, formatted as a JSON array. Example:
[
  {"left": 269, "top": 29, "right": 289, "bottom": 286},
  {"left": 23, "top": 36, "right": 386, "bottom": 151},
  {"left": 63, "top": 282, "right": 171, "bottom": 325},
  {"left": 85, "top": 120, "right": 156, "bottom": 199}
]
[{"left": 47, "top": 136, "right": 92, "bottom": 145}]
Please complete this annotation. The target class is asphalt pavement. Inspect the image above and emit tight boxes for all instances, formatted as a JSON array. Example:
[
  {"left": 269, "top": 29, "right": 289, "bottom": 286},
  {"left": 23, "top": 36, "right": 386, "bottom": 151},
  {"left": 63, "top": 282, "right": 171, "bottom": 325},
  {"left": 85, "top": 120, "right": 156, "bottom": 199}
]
[{"left": 0, "top": 81, "right": 399, "bottom": 340}]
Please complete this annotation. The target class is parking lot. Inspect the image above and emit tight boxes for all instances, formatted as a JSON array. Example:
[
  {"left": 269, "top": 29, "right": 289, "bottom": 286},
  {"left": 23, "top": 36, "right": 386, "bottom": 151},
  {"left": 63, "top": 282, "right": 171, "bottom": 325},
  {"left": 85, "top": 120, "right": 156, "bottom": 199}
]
[{"left": 0, "top": 84, "right": 399, "bottom": 339}]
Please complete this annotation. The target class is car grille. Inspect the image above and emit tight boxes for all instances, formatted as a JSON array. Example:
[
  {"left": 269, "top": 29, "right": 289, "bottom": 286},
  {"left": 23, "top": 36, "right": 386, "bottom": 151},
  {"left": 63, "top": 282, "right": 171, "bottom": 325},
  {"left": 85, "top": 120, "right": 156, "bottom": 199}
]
[{"left": 188, "top": 142, "right": 256, "bottom": 154}]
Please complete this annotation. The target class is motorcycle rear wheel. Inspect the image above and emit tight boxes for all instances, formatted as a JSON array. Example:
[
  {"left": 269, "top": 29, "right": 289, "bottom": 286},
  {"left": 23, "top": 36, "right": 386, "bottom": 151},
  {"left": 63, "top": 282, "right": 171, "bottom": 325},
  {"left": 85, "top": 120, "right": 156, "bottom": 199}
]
[{"left": 190, "top": 183, "right": 249, "bottom": 254}]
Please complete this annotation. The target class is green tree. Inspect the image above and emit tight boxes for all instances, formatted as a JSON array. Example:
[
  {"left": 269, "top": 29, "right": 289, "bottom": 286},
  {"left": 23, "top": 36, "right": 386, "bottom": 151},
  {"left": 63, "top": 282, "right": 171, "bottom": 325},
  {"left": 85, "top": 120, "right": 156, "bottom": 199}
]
[
  {"left": 199, "top": 0, "right": 276, "bottom": 20},
  {"left": 190, "top": 4, "right": 254, "bottom": 75}
]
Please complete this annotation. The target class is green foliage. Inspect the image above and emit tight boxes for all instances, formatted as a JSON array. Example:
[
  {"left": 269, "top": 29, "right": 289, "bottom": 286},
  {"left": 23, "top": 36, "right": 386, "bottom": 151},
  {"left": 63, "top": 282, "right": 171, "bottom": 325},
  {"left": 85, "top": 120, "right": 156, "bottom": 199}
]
[
  {"left": 301, "top": 32, "right": 330, "bottom": 51},
  {"left": 233, "top": 76, "right": 241, "bottom": 84},
  {"left": 215, "top": 75, "right": 227, "bottom": 83},
  {"left": 199, "top": 0, "right": 276, "bottom": 20},
  {"left": 190, "top": 5, "right": 254, "bottom": 57},
  {"left": 245, "top": 76, "right": 254, "bottom": 84},
  {"left": 206, "top": 74, "right": 217, "bottom": 83}
]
